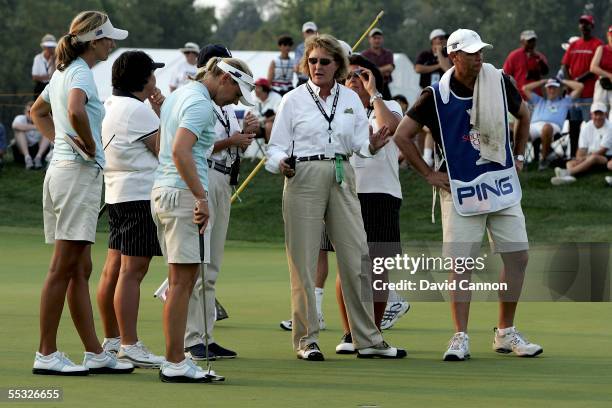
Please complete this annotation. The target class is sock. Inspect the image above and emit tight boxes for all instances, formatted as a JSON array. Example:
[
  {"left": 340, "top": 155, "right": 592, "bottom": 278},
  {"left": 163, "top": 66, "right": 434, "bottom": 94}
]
[
  {"left": 497, "top": 326, "right": 515, "bottom": 336},
  {"left": 314, "top": 287, "right": 324, "bottom": 316}
]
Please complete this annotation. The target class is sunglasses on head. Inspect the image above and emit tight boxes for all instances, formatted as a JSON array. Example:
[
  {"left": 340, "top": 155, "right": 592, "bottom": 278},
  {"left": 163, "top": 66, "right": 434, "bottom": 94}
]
[{"left": 308, "top": 57, "right": 332, "bottom": 66}]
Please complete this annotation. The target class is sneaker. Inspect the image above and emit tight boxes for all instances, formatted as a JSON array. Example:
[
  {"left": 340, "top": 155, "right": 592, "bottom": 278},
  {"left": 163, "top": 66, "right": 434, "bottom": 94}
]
[
  {"left": 25, "top": 155, "right": 33, "bottom": 170},
  {"left": 605, "top": 176, "right": 612, "bottom": 186},
  {"left": 380, "top": 301, "right": 411, "bottom": 330},
  {"left": 551, "top": 175, "right": 576, "bottom": 186},
  {"left": 184, "top": 343, "right": 216, "bottom": 361},
  {"left": 102, "top": 337, "right": 121, "bottom": 354},
  {"left": 493, "top": 327, "right": 543, "bottom": 357},
  {"left": 159, "top": 358, "right": 210, "bottom": 383},
  {"left": 280, "top": 319, "right": 292, "bottom": 331},
  {"left": 33, "top": 157, "right": 43, "bottom": 169},
  {"left": 207, "top": 343, "right": 237, "bottom": 359},
  {"left": 83, "top": 350, "right": 134, "bottom": 374},
  {"left": 554, "top": 167, "right": 569, "bottom": 178},
  {"left": 335, "top": 332, "right": 356, "bottom": 354},
  {"left": 443, "top": 332, "right": 470, "bottom": 361},
  {"left": 33, "top": 351, "right": 89, "bottom": 376},
  {"left": 118, "top": 341, "right": 165, "bottom": 368},
  {"left": 357, "top": 341, "right": 407, "bottom": 359},
  {"left": 297, "top": 343, "right": 325, "bottom": 361}
]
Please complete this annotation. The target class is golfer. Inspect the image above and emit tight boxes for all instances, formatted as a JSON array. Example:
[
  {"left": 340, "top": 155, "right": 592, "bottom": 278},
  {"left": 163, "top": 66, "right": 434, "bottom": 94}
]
[
  {"left": 266, "top": 34, "right": 406, "bottom": 361},
  {"left": 30, "top": 10, "right": 133, "bottom": 375},
  {"left": 151, "top": 56, "right": 256, "bottom": 382},
  {"left": 393, "top": 29, "right": 543, "bottom": 361},
  {"left": 335, "top": 54, "right": 403, "bottom": 354},
  {"left": 95, "top": 51, "right": 166, "bottom": 368},
  {"left": 184, "top": 45, "right": 258, "bottom": 361}
]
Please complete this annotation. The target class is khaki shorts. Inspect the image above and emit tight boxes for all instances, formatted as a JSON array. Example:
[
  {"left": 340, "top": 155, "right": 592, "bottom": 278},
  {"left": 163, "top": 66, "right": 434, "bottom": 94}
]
[
  {"left": 151, "top": 187, "right": 208, "bottom": 264},
  {"left": 43, "top": 160, "right": 102, "bottom": 244},
  {"left": 440, "top": 189, "right": 529, "bottom": 257}
]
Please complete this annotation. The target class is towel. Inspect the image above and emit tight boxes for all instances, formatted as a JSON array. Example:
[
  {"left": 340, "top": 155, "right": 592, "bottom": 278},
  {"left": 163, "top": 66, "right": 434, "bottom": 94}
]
[{"left": 437, "top": 63, "right": 507, "bottom": 165}]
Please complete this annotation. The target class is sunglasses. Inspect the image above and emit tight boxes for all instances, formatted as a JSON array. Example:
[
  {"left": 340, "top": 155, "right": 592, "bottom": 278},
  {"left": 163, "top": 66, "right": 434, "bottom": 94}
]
[
  {"left": 308, "top": 57, "right": 333, "bottom": 66},
  {"left": 347, "top": 69, "right": 367, "bottom": 80}
]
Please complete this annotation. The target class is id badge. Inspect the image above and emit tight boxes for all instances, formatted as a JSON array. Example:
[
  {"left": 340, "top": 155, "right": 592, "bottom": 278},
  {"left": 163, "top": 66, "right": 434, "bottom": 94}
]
[{"left": 324, "top": 142, "right": 335, "bottom": 159}]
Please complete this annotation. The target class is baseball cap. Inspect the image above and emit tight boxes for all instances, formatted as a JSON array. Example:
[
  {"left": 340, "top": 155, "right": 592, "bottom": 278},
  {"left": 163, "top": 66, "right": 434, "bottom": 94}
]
[
  {"left": 579, "top": 15, "right": 594, "bottom": 25},
  {"left": 590, "top": 102, "right": 608, "bottom": 113},
  {"left": 369, "top": 28, "right": 383, "bottom": 37},
  {"left": 446, "top": 29, "right": 492, "bottom": 54},
  {"left": 197, "top": 44, "right": 232, "bottom": 68},
  {"left": 520, "top": 30, "right": 537, "bottom": 41},
  {"left": 544, "top": 78, "right": 561, "bottom": 88},
  {"left": 217, "top": 60, "right": 256, "bottom": 106},
  {"left": 338, "top": 40, "right": 352, "bottom": 57},
  {"left": 76, "top": 18, "right": 128, "bottom": 42},
  {"left": 255, "top": 78, "right": 271, "bottom": 90},
  {"left": 180, "top": 42, "right": 200, "bottom": 54},
  {"left": 40, "top": 34, "right": 57, "bottom": 48},
  {"left": 429, "top": 29, "right": 446, "bottom": 41},
  {"left": 302, "top": 22, "right": 317, "bottom": 32},
  {"left": 562, "top": 36, "right": 580, "bottom": 51}
]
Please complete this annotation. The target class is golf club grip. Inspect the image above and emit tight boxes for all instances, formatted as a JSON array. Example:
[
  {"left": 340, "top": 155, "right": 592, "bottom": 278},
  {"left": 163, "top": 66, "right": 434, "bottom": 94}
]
[{"left": 198, "top": 225, "right": 205, "bottom": 263}]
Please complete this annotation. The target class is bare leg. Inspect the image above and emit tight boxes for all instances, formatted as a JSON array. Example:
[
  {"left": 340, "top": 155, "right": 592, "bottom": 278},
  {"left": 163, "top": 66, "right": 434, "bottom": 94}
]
[
  {"left": 540, "top": 124, "right": 554, "bottom": 159},
  {"left": 164, "top": 264, "right": 198, "bottom": 363},
  {"left": 498, "top": 251, "right": 528, "bottom": 329},
  {"left": 566, "top": 155, "right": 607, "bottom": 176},
  {"left": 335, "top": 275, "right": 350, "bottom": 333},
  {"left": 449, "top": 269, "right": 472, "bottom": 333},
  {"left": 97, "top": 249, "right": 121, "bottom": 339},
  {"left": 315, "top": 250, "right": 328, "bottom": 288},
  {"left": 14, "top": 130, "right": 30, "bottom": 158},
  {"left": 115, "top": 256, "right": 152, "bottom": 345},
  {"left": 35, "top": 137, "right": 51, "bottom": 160},
  {"left": 336, "top": 270, "right": 388, "bottom": 330}
]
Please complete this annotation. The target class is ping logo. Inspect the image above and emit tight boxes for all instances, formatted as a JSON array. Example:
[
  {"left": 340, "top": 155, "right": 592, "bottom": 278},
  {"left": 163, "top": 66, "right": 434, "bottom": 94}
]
[{"left": 456, "top": 176, "right": 513, "bottom": 205}]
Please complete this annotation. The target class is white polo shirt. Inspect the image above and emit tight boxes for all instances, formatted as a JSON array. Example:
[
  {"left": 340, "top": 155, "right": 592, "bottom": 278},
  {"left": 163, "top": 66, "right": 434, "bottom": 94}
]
[
  {"left": 12, "top": 115, "right": 42, "bottom": 146},
  {"left": 209, "top": 104, "right": 242, "bottom": 166},
  {"left": 170, "top": 60, "right": 197, "bottom": 90},
  {"left": 32, "top": 52, "right": 54, "bottom": 81},
  {"left": 102, "top": 93, "right": 160, "bottom": 204},
  {"left": 579, "top": 119, "right": 612, "bottom": 155},
  {"left": 266, "top": 80, "right": 373, "bottom": 173},
  {"left": 350, "top": 100, "right": 403, "bottom": 199}
]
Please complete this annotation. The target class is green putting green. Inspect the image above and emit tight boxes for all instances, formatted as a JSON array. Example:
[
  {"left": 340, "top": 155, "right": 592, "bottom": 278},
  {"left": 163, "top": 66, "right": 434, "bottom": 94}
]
[{"left": 1, "top": 227, "right": 610, "bottom": 407}]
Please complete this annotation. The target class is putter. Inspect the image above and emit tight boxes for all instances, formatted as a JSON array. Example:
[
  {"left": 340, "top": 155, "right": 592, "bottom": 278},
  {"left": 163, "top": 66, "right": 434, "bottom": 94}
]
[{"left": 198, "top": 226, "right": 225, "bottom": 382}]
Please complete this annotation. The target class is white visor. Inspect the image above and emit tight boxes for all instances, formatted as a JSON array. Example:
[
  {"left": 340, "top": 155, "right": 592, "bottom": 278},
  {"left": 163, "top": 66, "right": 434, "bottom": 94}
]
[
  {"left": 76, "top": 19, "right": 128, "bottom": 42},
  {"left": 217, "top": 60, "right": 256, "bottom": 106}
]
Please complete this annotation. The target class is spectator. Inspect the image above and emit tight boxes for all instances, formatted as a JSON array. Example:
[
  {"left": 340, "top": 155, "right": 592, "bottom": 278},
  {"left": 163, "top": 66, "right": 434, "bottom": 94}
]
[
  {"left": 12, "top": 101, "right": 51, "bottom": 169},
  {"left": 268, "top": 35, "right": 295, "bottom": 95},
  {"left": 294, "top": 22, "right": 318, "bottom": 86},
  {"left": 415, "top": 28, "right": 451, "bottom": 88},
  {"left": 169, "top": 42, "right": 199, "bottom": 92},
  {"left": 249, "top": 78, "right": 282, "bottom": 142},
  {"left": 32, "top": 34, "right": 57, "bottom": 97},
  {"left": 523, "top": 78, "right": 583, "bottom": 169},
  {"left": 503, "top": 30, "right": 549, "bottom": 100},
  {"left": 557, "top": 36, "right": 580, "bottom": 78},
  {"left": 551, "top": 102, "right": 612, "bottom": 185},
  {"left": 562, "top": 15, "right": 603, "bottom": 157},
  {"left": 0, "top": 123, "right": 6, "bottom": 171},
  {"left": 361, "top": 28, "right": 395, "bottom": 99},
  {"left": 590, "top": 25, "right": 612, "bottom": 119},
  {"left": 392, "top": 94, "right": 409, "bottom": 114}
]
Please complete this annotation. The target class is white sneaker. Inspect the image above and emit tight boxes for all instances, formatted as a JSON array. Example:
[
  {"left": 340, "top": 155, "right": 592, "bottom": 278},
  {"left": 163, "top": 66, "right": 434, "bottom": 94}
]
[
  {"left": 25, "top": 155, "right": 33, "bottom": 170},
  {"left": 443, "top": 332, "right": 470, "bottom": 361},
  {"left": 493, "top": 327, "right": 543, "bottom": 357},
  {"left": 33, "top": 351, "right": 89, "bottom": 376},
  {"left": 83, "top": 350, "right": 134, "bottom": 374},
  {"left": 102, "top": 337, "right": 121, "bottom": 354},
  {"left": 335, "top": 332, "right": 356, "bottom": 354},
  {"left": 605, "top": 176, "right": 612, "bottom": 186},
  {"left": 297, "top": 343, "right": 325, "bottom": 361},
  {"left": 118, "top": 341, "right": 165, "bottom": 368},
  {"left": 279, "top": 319, "right": 292, "bottom": 331},
  {"left": 380, "top": 301, "right": 411, "bottom": 330},
  {"left": 554, "top": 167, "right": 569, "bottom": 178},
  {"left": 159, "top": 358, "right": 210, "bottom": 383},
  {"left": 551, "top": 175, "right": 576, "bottom": 186},
  {"left": 357, "top": 341, "right": 407, "bottom": 359}
]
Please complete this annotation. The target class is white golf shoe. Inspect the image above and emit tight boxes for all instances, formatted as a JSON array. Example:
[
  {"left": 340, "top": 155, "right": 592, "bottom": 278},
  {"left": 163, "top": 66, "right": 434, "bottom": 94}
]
[
  {"left": 443, "top": 332, "right": 470, "bottom": 361},
  {"left": 380, "top": 301, "right": 411, "bottom": 330},
  {"left": 83, "top": 350, "right": 134, "bottom": 374},
  {"left": 159, "top": 358, "right": 210, "bottom": 383},
  {"left": 118, "top": 341, "right": 165, "bottom": 368},
  {"left": 33, "top": 351, "right": 89, "bottom": 376},
  {"left": 102, "top": 337, "right": 121, "bottom": 354},
  {"left": 493, "top": 327, "right": 543, "bottom": 357},
  {"left": 357, "top": 341, "right": 407, "bottom": 359}
]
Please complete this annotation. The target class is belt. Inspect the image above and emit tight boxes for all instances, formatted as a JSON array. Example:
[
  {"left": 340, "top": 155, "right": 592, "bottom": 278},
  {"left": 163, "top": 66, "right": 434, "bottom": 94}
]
[
  {"left": 296, "top": 154, "right": 348, "bottom": 162},
  {"left": 207, "top": 159, "right": 231, "bottom": 175}
]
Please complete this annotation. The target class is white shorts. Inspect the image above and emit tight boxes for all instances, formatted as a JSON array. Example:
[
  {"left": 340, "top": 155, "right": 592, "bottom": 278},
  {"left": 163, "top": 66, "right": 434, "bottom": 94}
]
[
  {"left": 151, "top": 187, "right": 209, "bottom": 264},
  {"left": 439, "top": 189, "right": 529, "bottom": 257},
  {"left": 43, "top": 160, "right": 102, "bottom": 244},
  {"left": 529, "top": 121, "right": 561, "bottom": 140}
]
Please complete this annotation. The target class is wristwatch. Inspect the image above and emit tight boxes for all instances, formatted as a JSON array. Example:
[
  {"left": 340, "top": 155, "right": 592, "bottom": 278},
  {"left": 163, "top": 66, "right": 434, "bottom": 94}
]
[
  {"left": 369, "top": 92, "right": 383, "bottom": 105},
  {"left": 514, "top": 154, "right": 525, "bottom": 162}
]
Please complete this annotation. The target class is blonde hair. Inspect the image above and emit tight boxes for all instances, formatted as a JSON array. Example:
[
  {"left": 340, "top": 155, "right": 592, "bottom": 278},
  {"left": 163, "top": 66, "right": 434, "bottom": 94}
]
[
  {"left": 299, "top": 34, "right": 349, "bottom": 81},
  {"left": 194, "top": 57, "right": 253, "bottom": 81},
  {"left": 56, "top": 10, "right": 108, "bottom": 71}
]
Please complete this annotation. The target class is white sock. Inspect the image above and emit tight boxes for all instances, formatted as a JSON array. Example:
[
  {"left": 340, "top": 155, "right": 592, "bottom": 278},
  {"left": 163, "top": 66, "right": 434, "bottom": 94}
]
[
  {"left": 315, "top": 287, "right": 324, "bottom": 316},
  {"left": 497, "top": 326, "right": 515, "bottom": 336}
]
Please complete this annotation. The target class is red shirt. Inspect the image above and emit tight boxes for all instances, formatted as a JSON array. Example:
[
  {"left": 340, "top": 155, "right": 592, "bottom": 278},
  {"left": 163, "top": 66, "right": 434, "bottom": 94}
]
[
  {"left": 599, "top": 45, "right": 612, "bottom": 73},
  {"left": 562, "top": 37, "right": 604, "bottom": 98},
  {"left": 361, "top": 47, "right": 394, "bottom": 83},
  {"left": 503, "top": 47, "right": 549, "bottom": 100}
]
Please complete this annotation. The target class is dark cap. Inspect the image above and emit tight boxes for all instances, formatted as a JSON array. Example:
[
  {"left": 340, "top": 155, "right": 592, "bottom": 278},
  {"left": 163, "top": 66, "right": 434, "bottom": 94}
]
[
  {"left": 197, "top": 44, "right": 232, "bottom": 68},
  {"left": 579, "top": 14, "right": 594, "bottom": 25},
  {"left": 112, "top": 50, "right": 164, "bottom": 93}
]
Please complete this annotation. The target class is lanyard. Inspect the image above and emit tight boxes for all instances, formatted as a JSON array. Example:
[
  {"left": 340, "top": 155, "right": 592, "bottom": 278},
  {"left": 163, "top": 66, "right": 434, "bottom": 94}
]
[
  {"left": 366, "top": 107, "right": 374, "bottom": 119},
  {"left": 306, "top": 83, "right": 340, "bottom": 142},
  {"left": 213, "top": 107, "right": 236, "bottom": 159}
]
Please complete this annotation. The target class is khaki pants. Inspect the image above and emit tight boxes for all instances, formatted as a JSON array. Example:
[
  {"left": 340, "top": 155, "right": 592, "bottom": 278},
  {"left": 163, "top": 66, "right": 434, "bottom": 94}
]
[
  {"left": 185, "top": 169, "right": 232, "bottom": 347},
  {"left": 283, "top": 160, "right": 383, "bottom": 351}
]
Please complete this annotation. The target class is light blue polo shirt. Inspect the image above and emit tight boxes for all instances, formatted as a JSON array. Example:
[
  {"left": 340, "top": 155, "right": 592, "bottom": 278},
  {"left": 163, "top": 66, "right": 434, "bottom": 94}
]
[
  {"left": 530, "top": 93, "right": 573, "bottom": 130},
  {"left": 153, "top": 81, "right": 216, "bottom": 191},
  {"left": 41, "top": 57, "right": 105, "bottom": 167}
]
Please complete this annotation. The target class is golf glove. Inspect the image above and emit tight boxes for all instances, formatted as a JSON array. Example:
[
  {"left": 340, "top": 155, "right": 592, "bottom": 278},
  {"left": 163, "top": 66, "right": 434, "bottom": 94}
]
[{"left": 157, "top": 189, "right": 180, "bottom": 211}]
